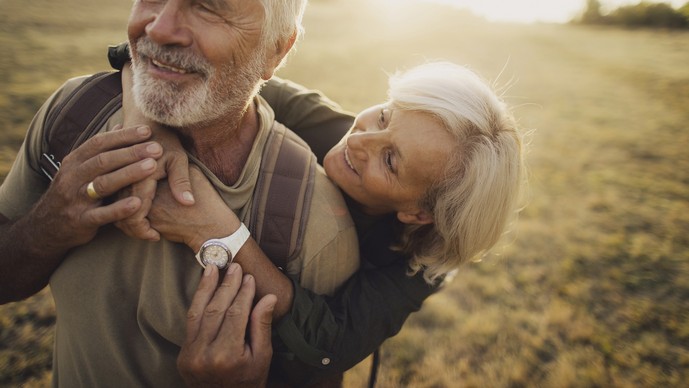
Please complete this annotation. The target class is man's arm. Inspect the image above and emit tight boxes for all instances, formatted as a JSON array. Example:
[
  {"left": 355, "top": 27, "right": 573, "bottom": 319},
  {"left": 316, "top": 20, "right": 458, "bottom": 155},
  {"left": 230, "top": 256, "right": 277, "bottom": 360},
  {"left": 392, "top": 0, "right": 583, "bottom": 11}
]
[{"left": 0, "top": 125, "right": 163, "bottom": 303}]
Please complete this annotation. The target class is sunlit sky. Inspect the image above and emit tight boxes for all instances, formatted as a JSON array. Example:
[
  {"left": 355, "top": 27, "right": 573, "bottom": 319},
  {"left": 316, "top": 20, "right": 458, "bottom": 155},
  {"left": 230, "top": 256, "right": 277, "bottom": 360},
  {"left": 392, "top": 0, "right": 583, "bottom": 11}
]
[{"left": 418, "top": 0, "right": 687, "bottom": 23}]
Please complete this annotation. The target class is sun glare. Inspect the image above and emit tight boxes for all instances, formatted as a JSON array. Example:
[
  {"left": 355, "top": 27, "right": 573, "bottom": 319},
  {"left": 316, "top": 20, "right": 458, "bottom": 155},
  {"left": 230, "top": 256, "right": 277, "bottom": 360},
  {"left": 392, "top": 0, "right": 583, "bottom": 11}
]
[{"left": 415, "top": 0, "right": 689, "bottom": 24}]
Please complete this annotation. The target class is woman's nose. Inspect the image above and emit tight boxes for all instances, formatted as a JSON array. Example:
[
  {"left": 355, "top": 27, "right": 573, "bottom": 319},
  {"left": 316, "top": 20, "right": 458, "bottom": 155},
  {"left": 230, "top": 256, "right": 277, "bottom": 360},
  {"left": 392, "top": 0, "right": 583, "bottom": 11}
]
[
  {"left": 145, "top": 1, "right": 192, "bottom": 46},
  {"left": 347, "top": 131, "right": 380, "bottom": 161}
]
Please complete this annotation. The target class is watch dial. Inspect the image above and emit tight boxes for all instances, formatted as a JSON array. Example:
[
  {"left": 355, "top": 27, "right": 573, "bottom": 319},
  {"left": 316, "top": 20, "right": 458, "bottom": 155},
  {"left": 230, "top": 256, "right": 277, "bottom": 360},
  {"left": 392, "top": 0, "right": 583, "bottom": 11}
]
[{"left": 202, "top": 245, "right": 230, "bottom": 268}]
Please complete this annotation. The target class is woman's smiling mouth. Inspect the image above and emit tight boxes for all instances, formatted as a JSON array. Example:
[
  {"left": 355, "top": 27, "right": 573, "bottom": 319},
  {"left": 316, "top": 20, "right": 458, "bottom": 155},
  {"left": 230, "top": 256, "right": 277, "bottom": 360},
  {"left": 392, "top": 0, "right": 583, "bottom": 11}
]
[{"left": 344, "top": 146, "right": 358, "bottom": 175}]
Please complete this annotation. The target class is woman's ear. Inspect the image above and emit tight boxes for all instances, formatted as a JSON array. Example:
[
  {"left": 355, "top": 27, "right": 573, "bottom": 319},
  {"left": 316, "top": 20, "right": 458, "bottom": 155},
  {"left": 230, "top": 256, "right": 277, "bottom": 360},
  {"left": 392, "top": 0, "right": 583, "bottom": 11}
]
[{"left": 397, "top": 209, "right": 434, "bottom": 225}]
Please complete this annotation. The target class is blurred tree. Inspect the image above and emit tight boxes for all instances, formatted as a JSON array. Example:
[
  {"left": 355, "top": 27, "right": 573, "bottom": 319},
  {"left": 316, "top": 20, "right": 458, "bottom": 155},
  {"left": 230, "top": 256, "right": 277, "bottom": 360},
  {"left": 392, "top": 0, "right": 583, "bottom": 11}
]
[
  {"left": 581, "top": 0, "right": 603, "bottom": 23},
  {"left": 680, "top": 2, "right": 689, "bottom": 20},
  {"left": 608, "top": 2, "right": 688, "bottom": 28}
]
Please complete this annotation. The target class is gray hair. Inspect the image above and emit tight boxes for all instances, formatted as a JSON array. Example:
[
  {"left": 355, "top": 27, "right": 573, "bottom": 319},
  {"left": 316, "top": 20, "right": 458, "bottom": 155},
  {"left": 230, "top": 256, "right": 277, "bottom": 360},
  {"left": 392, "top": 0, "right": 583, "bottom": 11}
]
[
  {"left": 388, "top": 62, "right": 525, "bottom": 284},
  {"left": 259, "top": 0, "right": 308, "bottom": 69}
]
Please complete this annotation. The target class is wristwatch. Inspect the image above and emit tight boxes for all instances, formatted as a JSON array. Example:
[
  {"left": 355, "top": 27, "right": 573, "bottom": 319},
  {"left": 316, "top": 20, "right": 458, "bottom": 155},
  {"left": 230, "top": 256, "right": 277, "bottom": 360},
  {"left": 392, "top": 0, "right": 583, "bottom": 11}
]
[{"left": 195, "top": 223, "right": 251, "bottom": 269}]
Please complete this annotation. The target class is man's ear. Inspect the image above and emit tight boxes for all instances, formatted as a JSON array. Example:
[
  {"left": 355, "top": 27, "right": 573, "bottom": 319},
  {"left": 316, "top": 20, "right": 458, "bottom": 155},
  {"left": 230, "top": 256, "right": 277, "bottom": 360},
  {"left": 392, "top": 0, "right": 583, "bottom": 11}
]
[
  {"left": 261, "top": 31, "right": 298, "bottom": 80},
  {"left": 397, "top": 209, "right": 434, "bottom": 225}
]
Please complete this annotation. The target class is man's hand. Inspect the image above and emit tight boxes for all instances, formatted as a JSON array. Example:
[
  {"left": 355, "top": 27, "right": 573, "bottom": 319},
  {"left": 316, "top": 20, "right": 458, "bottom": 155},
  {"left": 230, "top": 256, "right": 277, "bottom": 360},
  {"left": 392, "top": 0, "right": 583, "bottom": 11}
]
[
  {"left": 178, "top": 264, "right": 276, "bottom": 388},
  {"left": 35, "top": 124, "right": 162, "bottom": 250}
]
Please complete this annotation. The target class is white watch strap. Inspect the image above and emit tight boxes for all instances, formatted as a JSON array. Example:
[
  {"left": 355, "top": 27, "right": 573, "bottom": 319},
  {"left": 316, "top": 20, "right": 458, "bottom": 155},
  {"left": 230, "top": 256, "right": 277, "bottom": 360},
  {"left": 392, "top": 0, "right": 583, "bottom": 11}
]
[
  {"left": 224, "top": 223, "right": 251, "bottom": 258},
  {"left": 195, "top": 223, "right": 251, "bottom": 268}
]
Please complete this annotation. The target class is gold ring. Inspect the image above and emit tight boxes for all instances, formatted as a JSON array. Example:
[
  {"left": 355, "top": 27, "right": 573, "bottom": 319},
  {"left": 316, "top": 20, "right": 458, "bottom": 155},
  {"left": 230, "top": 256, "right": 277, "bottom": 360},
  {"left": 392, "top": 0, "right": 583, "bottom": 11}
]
[{"left": 86, "top": 181, "right": 102, "bottom": 200}]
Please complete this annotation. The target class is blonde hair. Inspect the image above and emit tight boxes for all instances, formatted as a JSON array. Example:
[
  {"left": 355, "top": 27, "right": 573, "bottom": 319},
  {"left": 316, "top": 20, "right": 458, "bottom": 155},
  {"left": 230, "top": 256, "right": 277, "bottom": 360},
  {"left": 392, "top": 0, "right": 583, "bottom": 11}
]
[{"left": 388, "top": 62, "right": 525, "bottom": 284}]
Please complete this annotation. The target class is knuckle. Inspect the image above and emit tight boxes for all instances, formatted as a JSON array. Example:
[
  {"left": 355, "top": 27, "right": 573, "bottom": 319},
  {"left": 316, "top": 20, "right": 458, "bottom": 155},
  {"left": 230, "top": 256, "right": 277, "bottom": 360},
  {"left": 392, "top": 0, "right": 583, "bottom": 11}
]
[
  {"left": 225, "top": 305, "right": 243, "bottom": 319},
  {"left": 92, "top": 179, "right": 105, "bottom": 196},
  {"left": 179, "top": 354, "right": 205, "bottom": 374},
  {"left": 93, "top": 153, "right": 107, "bottom": 170},
  {"left": 61, "top": 152, "right": 77, "bottom": 166},
  {"left": 203, "top": 306, "right": 222, "bottom": 318},
  {"left": 210, "top": 354, "right": 235, "bottom": 371},
  {"left": 89, "top": 133, "right": 106, "bottom": 149},
  {"left": 186, "top": 309, "right": 202, "bottom": 322}
]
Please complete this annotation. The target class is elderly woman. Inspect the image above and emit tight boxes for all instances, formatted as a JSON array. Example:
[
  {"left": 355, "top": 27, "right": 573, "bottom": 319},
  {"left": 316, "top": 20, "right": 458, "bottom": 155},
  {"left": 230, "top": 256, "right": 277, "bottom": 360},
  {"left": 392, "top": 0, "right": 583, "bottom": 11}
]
[{"left": 118, "top": 59, "right": 524, "bottom": 385}]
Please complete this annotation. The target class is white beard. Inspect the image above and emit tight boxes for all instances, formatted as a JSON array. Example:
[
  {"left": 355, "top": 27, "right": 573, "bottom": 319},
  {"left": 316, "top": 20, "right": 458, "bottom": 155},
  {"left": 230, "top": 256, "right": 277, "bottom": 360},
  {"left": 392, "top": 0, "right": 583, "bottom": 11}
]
[{"left": 130, "top": 37, "right": 265, "bottom": 128}]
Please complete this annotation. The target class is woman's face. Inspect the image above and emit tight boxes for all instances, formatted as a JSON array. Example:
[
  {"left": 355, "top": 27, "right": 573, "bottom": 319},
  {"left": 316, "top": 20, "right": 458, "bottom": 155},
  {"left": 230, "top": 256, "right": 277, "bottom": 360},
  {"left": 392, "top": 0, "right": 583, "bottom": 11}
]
[{"left": 324, "top": 104, "right": 455, "bottom": 224}]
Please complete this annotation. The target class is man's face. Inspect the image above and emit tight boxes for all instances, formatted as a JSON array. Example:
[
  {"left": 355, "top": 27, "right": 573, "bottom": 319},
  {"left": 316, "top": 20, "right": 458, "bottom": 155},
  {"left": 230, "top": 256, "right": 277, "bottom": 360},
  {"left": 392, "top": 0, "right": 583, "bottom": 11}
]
[{"left": 127, "top": 0, "right": 269, "bottom": 128}]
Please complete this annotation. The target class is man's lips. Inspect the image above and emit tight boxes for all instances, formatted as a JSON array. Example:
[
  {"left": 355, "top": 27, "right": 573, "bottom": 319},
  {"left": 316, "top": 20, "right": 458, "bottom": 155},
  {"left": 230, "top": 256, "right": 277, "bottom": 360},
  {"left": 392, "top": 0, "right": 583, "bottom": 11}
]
[{"left": 150, "top": 57, "right": 190, "bottom": 74}]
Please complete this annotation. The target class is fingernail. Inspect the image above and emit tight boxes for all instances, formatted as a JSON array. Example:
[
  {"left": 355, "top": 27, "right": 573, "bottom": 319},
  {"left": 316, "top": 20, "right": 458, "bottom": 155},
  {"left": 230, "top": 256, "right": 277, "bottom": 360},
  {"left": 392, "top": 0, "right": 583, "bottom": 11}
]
[
  {"left": 137, "top": 126, "right": 150, "bottom": 136},
  {"left": 203, "top": 264, "right": 213, "bottom": 277},
  {"left": 244, "top": 274, "right": 253, "bottom": 284},
  {"left": 182, "top": 191, "right": 195, "bottom": 203},
  {"left": 146, "top": 142, "right": 162, "bottom": 154},
  {"left": 126, "top": 197, "right": 140, "bottom": 209},
  {"left": 227, "top": 262, "right": 239, "bottom": 274},
  {"left": 141, "top": 159, "right": 156, "bottom": 170}
]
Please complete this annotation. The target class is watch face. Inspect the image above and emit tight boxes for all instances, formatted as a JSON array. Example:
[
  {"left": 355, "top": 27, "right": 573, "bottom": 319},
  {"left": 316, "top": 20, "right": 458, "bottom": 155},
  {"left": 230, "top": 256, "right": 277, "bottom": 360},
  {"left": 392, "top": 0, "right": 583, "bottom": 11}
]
[{"left": 201, "top": 243, "right": 230, "bottom": 269}]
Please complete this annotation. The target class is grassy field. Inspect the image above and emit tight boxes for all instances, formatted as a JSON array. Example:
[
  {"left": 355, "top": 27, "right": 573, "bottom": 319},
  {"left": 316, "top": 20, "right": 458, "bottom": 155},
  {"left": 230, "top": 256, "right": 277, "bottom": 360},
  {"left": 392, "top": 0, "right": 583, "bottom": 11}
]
[{"left": 1, "top": 0, "right": 689, "bottom": 386}]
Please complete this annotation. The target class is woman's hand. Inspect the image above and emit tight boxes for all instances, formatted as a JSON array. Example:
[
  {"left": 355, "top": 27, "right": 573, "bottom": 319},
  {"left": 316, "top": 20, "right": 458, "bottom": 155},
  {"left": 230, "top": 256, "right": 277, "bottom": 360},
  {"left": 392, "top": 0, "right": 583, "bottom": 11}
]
[
  {"left": 178, "top": 264, "right": 276, "bottom": 388},
  {"left": 114, "top": 126, "right": 194, "bottom": 241},
  {"left": 147, "top": 166, "right": 242, "bottom": 252},
  {"left": 115, "top": 62, "right": 195, "bottom": 241}
]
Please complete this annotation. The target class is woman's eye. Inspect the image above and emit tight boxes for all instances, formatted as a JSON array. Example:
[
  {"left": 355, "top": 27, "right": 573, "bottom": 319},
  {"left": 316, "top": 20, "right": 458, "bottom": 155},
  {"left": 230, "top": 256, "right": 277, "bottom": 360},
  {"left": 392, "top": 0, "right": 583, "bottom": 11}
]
[
  {"left": 385, "top": 150, "right": 394, "bottom": 171},
  {"left": 378, "top": 108, "right": 390, "bottom": 128}
]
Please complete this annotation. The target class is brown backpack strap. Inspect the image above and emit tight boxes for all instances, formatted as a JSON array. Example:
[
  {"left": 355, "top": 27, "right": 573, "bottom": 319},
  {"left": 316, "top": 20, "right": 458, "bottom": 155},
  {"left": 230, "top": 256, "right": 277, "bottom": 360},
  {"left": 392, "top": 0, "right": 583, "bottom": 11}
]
[
  {"left": 40, "top": 71, "right": 122, "bottom": 181},
  {"left": 250, "top": 122, "right": 317, "bottom": 269},
  {"left": 39, "top": 71, "right": 313, "bottom": 268}
]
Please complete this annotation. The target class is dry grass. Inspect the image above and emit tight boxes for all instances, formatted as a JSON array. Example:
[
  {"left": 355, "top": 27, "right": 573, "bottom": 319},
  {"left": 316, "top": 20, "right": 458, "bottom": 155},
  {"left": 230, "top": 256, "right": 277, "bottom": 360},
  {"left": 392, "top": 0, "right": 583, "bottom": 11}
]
[{"left": 1, "top": 0, "right": 689, "bottom": 386}]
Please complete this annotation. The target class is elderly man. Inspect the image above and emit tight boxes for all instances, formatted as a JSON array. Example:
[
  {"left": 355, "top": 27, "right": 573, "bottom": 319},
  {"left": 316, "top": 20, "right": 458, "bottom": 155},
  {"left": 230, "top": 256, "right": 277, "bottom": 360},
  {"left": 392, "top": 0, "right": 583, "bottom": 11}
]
[{"left": 0, "top": 0, "right": 359, "bottom": 386}]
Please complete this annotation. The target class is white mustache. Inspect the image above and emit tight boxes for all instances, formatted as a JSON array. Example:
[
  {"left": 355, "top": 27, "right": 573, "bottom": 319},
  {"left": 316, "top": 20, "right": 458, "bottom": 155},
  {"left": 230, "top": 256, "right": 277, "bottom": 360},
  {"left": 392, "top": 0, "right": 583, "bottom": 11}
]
[{"left": 134, "top": 38, "right": 212, "bottom": 77}]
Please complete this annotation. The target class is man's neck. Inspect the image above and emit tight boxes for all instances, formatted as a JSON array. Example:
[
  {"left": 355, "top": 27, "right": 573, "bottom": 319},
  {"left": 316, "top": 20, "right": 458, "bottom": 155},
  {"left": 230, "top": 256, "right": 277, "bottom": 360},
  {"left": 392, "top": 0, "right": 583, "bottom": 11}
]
[{"left": 178, "top": 101, "right": 260, "bottom": 186}]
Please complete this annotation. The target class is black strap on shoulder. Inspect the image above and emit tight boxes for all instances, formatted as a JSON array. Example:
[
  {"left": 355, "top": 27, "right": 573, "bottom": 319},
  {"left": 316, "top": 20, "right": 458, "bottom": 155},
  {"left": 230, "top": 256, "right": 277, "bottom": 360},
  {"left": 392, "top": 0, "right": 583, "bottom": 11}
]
[
  {"left": 250, "top": 122, "right": 316, "bottom": 269},
  {"left": 40, "top": 71, "right": 122, "bottom": 181}
]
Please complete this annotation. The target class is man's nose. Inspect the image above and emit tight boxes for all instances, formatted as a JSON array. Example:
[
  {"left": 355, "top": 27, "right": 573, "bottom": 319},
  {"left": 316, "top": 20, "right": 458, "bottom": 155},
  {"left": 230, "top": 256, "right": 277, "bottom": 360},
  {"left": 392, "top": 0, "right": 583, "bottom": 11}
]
[{"left": 145, "top": 1, "right": 192, "bottom": 47}]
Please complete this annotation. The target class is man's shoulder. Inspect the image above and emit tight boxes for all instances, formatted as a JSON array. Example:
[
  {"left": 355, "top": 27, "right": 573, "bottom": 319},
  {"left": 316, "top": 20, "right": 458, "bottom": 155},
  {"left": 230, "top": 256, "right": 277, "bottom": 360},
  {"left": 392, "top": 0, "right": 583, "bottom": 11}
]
[
  {"left": 54, "top": 75, "right": 97, "bottom": 101},
  {"left": 298, "top": 165, "right": 357, "bottom": 258},
  {"left": 290, "top": 167, "right": 359, "bottom": 295},
  {"left": 309, "top": 166, "right": 354, "bottom": 232}
]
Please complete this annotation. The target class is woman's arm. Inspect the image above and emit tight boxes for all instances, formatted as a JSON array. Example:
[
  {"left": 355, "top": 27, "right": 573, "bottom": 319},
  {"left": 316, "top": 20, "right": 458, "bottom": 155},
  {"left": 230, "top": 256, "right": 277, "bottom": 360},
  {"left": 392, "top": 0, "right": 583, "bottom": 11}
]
[{"left": 107, "top": 42, "right": 438, "bottom": 374}]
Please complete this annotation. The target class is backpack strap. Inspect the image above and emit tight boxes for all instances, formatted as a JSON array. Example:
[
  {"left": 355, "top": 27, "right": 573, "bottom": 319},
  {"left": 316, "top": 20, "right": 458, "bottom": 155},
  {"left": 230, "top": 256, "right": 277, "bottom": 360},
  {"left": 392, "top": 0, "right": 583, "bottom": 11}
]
[
  {"left": 250, "top": 122, "right": 317, "bottom": 269},
  {"left": 40, "top": 71, "right": 122, "bottom": 181},
  {"left": 40, "top": 70, "right": 314, "bottom": 269}
]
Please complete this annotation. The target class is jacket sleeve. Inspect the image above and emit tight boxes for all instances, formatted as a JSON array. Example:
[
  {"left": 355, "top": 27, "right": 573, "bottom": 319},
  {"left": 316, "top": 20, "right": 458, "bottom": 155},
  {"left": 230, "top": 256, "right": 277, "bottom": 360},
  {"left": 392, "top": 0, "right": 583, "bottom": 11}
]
[
  {"left": 260, "top": 77, "right": 354, "bottom": 164},
  {"left": 274, "top": 254, "right": 439, "bottom": 376}
]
